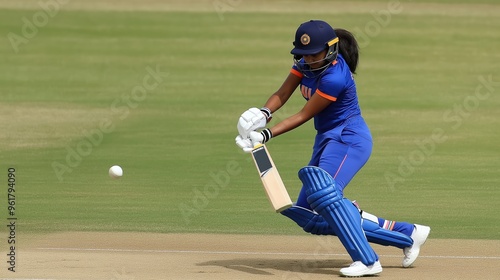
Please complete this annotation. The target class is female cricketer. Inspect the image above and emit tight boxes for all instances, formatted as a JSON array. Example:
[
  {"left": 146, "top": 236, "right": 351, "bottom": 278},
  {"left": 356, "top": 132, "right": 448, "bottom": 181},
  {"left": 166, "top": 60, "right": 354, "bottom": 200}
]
[{"left": 236, "top": 20, "right": 430, "bottom": 277}]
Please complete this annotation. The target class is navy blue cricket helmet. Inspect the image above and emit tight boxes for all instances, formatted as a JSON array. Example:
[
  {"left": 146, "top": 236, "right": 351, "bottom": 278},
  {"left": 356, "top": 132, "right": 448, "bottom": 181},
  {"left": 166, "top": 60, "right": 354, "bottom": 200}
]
[{"left": 291, "top": 20, "right": 339, "bottom": 75}]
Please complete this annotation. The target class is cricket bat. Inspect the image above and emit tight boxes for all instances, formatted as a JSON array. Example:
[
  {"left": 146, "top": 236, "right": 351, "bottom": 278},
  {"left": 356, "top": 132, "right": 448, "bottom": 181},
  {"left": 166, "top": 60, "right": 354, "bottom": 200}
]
[{"left": 251, "top": 144, "right": 293, "bottom": 212}]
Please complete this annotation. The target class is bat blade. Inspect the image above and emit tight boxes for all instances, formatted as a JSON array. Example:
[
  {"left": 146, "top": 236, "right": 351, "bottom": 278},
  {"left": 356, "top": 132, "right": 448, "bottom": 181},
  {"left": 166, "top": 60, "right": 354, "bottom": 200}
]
[{"left": 251, "top": 144, "right": 293, "bottom": 212}]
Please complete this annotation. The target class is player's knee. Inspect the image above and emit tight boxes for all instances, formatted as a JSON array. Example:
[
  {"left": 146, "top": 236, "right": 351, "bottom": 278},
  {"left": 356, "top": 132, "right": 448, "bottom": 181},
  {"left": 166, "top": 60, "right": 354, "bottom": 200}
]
[
  {"left": 303, "top": 215, "right": 334, "bottom": 235},
  {"left": 281, "top": 206, "right": 334, "bottom": 235},
  {"left": 299, "top": 166, "right": 342, "bottom": 212}
]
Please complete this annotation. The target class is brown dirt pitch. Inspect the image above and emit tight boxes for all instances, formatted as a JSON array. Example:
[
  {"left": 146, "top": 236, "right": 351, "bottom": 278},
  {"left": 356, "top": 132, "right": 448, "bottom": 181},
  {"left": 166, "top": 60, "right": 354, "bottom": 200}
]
[{"left": 2, "top": 232, "right": 499, "bottom": 280}]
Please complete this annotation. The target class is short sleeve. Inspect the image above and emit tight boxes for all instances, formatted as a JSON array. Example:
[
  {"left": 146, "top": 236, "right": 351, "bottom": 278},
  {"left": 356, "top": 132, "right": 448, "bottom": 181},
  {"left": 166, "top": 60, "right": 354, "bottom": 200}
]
[
  {"left": 290, "top": 64, "right": 303, "bottom": 78},
  {"left": 316, "top": 74, "right": 345, "bottom": 102}
]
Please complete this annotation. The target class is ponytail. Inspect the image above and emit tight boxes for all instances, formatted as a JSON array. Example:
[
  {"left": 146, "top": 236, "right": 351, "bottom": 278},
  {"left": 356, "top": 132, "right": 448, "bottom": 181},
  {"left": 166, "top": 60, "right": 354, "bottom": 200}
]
[{"left": 335, "top": 28, "right": 359, "bottom": 74}]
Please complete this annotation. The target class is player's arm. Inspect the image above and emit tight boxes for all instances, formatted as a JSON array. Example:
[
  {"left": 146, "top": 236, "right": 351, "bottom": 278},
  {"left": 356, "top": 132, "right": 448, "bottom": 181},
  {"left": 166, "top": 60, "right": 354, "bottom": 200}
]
[
  {"left": 270, "top": 91, "right": 331, "bottom": 137},
  {"left": 263, "top": 72, "right": 302, "bottom": 113},
  {"left": 244, "top": 92, "right": 333, "bottom": 146},
  {"left": 237, "top": 72, "right": 301, "bottom": 139}
]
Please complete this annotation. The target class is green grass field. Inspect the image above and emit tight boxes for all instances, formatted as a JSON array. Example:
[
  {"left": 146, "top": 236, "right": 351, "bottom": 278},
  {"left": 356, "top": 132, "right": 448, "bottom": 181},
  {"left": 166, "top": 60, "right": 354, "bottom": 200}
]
[{"left": 1, "top": 0, "right": 499, "bottom": 240}]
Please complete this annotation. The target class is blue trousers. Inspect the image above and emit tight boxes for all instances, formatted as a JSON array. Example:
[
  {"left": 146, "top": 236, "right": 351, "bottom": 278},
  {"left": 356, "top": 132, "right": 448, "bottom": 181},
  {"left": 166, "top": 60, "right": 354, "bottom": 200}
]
[{"left": 296, "top": 116, "right": 372, "bottom": 208}]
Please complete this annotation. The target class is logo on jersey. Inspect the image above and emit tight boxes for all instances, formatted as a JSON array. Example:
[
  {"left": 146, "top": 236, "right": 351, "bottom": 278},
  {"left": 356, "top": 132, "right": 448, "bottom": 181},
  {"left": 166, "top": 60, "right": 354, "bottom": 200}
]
[{"left": 301, "top": 85, "right": 313, "bottom": 100}]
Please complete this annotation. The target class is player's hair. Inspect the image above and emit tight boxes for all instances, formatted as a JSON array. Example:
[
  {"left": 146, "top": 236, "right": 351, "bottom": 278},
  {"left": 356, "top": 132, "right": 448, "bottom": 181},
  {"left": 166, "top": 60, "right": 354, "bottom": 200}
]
[{"left": 335, "top": 28, "right": 359, "bottom": 74}]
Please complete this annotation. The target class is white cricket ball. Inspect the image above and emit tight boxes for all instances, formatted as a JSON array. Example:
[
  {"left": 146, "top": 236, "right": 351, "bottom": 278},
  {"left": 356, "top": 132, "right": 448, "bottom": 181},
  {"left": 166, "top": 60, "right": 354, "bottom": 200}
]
[{"left": 109, "top": 165, "right": 123, "bottom": 179}]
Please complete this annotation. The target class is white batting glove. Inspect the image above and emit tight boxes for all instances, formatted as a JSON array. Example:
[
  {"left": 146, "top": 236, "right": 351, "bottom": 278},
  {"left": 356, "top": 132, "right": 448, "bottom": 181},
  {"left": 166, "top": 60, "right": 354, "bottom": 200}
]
[
  {"left": 237, "top": 107, "right": 271, "bottom": 139},
  {"left": 235, "top": 129, "right": 273, "bottom": 153},
  {"left": 235, "top": 135, "right": 254, "bottom": 153},
  {"left": 249, "top": 129, "right": 272, "bottom": 145}
]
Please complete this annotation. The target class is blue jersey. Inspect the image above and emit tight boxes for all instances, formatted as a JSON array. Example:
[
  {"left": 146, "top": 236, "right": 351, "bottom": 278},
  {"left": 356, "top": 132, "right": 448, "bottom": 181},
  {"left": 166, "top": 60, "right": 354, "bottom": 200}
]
[{"left": 291, "top": 54, "right": 361, "bottom": 133}]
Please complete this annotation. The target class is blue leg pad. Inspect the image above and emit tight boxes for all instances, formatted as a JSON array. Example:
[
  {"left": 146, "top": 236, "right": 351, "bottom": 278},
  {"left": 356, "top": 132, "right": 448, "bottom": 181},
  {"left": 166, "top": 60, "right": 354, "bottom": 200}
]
[
  {"left": 281, "top": 206, "right": 335, "bottom": 235},
  {"left": 281, "top": 205, "right": 413, "bottom": 248},
  {"left": 299, "top": 166, "right": 378, "bottom": 265},
  {"left": 363, "top": 219, "right": 413, "bottom": 249}
]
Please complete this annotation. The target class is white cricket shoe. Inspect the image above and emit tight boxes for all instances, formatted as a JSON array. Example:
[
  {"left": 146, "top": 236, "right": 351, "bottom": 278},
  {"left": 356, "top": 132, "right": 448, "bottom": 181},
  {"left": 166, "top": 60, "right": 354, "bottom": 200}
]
[
  {"left": 402, "top": 224, "right": 431, "bottom": 267},
  {"left": 339, "top": 260, "right": 382, "bottom": 277}
]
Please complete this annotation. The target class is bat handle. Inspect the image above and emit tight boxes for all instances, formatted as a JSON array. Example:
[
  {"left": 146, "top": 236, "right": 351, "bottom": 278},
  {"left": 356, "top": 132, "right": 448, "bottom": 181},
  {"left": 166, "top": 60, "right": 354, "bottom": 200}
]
[{"left": 253, "top": 143, "right": 263, "bottom": 149}]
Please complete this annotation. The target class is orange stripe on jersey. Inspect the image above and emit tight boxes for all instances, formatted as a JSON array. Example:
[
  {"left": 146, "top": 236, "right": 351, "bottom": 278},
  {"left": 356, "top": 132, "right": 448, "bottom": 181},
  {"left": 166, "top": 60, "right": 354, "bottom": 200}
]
[
  {"left": 316, "top": 89, "right": 337, "bottom": 102},
  {"left": 290, "top": 68, "right": 303, "bottom": 78}
]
